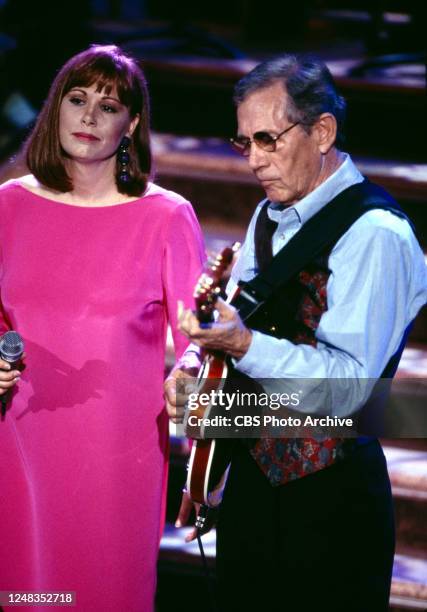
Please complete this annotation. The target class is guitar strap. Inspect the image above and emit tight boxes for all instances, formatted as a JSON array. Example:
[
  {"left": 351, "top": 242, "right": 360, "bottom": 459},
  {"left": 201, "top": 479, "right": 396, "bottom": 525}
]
[{"left": 231, "top": 178, "right": 411, "bottom": 320}]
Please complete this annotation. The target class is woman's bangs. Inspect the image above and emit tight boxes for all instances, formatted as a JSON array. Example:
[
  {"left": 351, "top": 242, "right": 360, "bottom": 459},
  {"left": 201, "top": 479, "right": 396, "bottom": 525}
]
[{"left": 63, "top": 62, "right": 135, "bottom": 110}]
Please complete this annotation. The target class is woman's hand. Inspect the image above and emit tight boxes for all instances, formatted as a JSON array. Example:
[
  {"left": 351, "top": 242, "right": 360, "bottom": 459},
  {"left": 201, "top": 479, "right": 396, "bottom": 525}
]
[{"left": 0, "top": 359, "right": 21, "bottom": 395}]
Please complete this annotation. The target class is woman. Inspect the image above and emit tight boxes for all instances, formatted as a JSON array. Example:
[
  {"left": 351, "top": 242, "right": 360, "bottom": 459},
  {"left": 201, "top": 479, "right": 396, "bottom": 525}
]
[{"left": 0, "top": 45, "right": 204, "bottom": 611}]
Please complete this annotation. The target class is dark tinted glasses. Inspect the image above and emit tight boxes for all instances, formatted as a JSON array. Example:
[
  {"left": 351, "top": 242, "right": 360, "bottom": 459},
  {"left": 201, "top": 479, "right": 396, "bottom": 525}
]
[{"left": 230, "top": 122, "right": 300, "bottom": 156}]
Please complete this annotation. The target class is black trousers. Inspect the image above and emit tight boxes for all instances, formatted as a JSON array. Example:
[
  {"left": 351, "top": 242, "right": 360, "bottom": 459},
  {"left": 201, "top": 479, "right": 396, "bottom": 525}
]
[{"left": 216, "top": 440, "right": 395, "bottom": 612}]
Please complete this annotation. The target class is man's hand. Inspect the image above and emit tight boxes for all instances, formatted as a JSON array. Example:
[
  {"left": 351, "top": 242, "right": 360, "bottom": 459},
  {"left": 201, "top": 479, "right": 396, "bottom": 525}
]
[
  {"left": 164, "top": 352, "right": 200, "bottom": 424},
  {"left": 175, "top": 491, "right": 217, "bottom": 541},
  {"left": 178, "top": 297, "right": 252, "bottom": 360},
  {"left": 175, "top": 490, "right": 200, "bottom": 542}
]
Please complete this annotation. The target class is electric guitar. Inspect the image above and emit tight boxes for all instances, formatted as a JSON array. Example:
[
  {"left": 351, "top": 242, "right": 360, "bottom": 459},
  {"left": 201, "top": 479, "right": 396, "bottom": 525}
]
[{"left": 184, "top": 243, "right": 240, "bottom": 508}]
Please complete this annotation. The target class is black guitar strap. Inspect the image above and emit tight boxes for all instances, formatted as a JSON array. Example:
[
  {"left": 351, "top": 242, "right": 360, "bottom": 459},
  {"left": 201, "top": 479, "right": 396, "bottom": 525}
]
[{"left": 231, "top": 178, "right": 411, "bottom": 320}]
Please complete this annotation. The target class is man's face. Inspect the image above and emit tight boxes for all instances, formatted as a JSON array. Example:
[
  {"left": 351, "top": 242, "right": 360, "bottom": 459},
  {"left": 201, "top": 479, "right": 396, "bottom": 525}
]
[{"left": 237, "top": 81, "right": 324, "bottom": 205}]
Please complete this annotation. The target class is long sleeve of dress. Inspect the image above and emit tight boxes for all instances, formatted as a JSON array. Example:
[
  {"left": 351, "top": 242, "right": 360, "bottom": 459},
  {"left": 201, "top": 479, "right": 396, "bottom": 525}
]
[{"left": 162, "top": 200, "right": 205, "bottom": 360}]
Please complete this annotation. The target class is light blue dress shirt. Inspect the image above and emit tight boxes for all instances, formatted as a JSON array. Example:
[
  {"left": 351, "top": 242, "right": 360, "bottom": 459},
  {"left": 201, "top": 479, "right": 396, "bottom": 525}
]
[{"left": 225, "top": 154, "right": 427, "bottom": 417}]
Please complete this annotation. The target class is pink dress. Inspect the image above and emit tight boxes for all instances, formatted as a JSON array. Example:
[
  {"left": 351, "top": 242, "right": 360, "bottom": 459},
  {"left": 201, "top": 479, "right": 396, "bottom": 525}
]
[{"left": 0, "top": 181, "right": 204, "bottom": 611}]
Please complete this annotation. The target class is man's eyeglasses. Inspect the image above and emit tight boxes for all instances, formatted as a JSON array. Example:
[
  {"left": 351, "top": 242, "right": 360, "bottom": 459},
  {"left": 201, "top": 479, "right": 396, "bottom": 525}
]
[{"left": 230, "top": 122, "right": 300, "bottom": 156}]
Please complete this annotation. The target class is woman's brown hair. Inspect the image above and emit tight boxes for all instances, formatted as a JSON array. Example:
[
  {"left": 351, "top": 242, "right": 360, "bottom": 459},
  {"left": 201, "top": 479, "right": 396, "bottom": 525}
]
[{"left": 25, "top": 44, "right": 152, "bottom": 196}]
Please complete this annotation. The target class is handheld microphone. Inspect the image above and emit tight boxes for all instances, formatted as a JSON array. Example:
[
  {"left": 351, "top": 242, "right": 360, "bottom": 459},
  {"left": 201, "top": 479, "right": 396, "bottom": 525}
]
[{"left": 0, "top": 331, "right": 24, "bottom": 420}]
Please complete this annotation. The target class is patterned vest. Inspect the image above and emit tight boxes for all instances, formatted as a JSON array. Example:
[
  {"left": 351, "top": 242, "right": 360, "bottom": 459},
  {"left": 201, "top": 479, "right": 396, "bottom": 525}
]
[{"left": 242, "top": 181, "right": 409, "bottom": 486}]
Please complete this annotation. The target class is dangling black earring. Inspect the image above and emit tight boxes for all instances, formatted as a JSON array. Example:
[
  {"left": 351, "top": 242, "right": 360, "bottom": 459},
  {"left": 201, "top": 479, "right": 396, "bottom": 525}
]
[{"left": 118, "top": 136, "right": 131, "bottom": 183}]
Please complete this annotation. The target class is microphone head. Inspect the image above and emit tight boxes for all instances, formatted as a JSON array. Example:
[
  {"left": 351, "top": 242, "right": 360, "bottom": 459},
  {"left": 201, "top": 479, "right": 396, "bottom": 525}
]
[{"left": 0, "top": 331, "right": 24, "bottom": 363}]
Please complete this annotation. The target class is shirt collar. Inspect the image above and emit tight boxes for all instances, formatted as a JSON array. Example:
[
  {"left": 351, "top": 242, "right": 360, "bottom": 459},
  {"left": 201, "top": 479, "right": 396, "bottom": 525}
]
[{"left": 267, "top": 153, "right": 364, "bottom": 226}]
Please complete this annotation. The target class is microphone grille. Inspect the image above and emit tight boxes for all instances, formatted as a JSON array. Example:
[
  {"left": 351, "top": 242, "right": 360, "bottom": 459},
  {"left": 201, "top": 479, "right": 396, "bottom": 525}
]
[{"left": 0, "top": 331, "right": 24, "bottom": 362}]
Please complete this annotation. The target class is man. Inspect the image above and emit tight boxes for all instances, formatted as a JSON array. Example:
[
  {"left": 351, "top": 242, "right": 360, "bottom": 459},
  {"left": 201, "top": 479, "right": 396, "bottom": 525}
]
[{"left": 164, "top": 55, "right": 427, "bottom": 611}]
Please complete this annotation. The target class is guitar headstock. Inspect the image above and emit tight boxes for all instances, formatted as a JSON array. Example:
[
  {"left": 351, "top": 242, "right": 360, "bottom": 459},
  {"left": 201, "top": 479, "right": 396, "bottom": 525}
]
[{"left": 194, "top": 242, "right": 240, "bottom": 327}]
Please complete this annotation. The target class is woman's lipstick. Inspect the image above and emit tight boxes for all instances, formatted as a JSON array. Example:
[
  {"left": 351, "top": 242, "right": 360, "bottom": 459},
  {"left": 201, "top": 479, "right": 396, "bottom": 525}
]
[{"left": 72, "top": 132, "right": 100, "bottom": 141}]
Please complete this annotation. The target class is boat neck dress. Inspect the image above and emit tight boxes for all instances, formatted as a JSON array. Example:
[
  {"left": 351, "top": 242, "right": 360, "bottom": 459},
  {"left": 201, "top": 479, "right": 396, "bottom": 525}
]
[{"left": 0, "top": 180, "right": 204, "bottom": 611}]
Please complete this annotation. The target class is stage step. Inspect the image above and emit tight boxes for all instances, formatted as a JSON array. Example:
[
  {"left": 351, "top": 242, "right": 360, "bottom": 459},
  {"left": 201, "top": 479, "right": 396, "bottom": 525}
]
[
  {"left": 153, "top": 132, "right": 427, "bottom": 204},
  {"left": 384, "top": 446, "right": 427, "bottom": 557}
]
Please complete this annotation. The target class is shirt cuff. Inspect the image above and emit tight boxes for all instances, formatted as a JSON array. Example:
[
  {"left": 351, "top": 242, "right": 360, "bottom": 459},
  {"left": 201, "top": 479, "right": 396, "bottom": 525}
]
[
  {"left": 176, "top": 343, "right": 201, "bottom": 370},
  {"left": 233, "top": 330, "right": 279, "bottom": 377}
]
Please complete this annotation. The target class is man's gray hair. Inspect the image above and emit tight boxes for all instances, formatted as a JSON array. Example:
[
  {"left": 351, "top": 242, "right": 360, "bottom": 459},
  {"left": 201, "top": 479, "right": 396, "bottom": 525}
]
[{"left": 234, "top": 54, "right": 346, "bottom": 146}]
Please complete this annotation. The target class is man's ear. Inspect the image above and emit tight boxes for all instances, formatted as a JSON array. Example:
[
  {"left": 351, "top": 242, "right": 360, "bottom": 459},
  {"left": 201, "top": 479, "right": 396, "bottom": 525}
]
[{"left": 313, "top": 113, "right": 337, "bottom": 154}]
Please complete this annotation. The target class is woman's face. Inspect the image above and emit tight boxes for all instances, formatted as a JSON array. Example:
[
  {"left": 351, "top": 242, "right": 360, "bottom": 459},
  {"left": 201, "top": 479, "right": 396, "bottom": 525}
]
[{"left": 59, "top": 83, "right": 139, "bottom": 164}]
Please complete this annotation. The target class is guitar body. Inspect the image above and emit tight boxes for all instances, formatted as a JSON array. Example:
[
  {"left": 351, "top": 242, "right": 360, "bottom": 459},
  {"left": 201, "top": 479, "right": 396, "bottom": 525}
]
[
  {"left": 187, "top": 438, "right": 234, "bottom": 507},
  {"left": 185, "top": 352, "right": 235, "bottom": 507}
]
